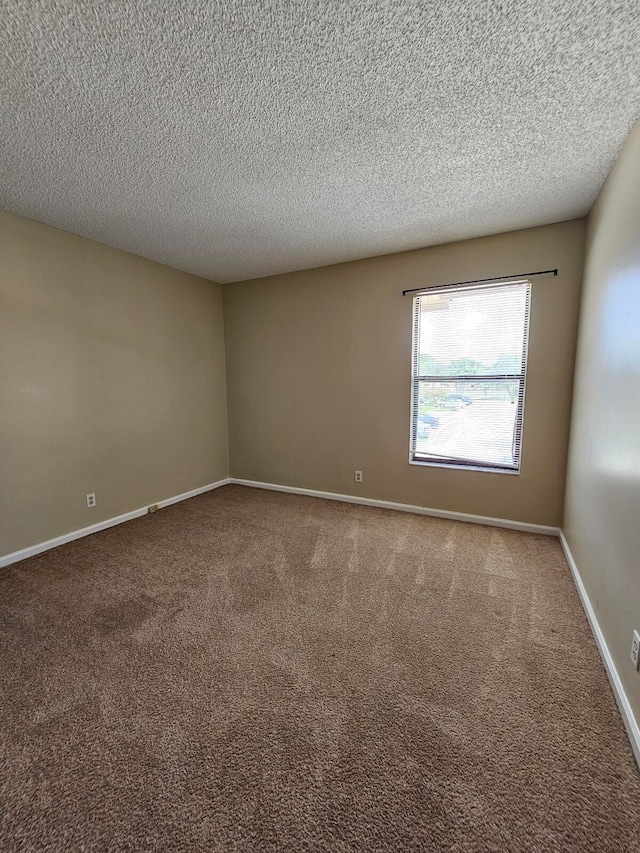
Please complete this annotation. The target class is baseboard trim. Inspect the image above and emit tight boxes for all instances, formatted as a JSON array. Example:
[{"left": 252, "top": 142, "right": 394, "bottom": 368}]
[
  {"left": 4, "top": 476, "right": 636, "bottom": 767},
  {"left": 230, "top": 478, "right": 559, "bottom": 536},
  {"left": 155, "top": 479, "right": 232, "bottom": 510},
  {"left": 0, "top": 478, "right": 232, "bottom": 569},
  {"left": 559, "top": 530, "right": 640, "bottom": 769}
]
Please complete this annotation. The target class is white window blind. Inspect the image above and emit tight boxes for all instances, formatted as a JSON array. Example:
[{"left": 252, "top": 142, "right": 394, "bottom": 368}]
[{"left": 410, "top": 279, "right": 531, "bottom": 472}]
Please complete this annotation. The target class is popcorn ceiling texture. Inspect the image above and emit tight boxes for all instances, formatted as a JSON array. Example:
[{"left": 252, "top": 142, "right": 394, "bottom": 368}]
[{"left": 1, "top": 1, "right": 639, "bottom": 283}]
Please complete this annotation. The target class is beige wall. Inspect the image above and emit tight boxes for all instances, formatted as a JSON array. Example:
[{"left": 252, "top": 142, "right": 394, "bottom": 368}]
[
  {"left": 224, "top": 219, "right": 585, "bottom": 526},
  {"left": 0, "top": 210, "right": 228, "bottom": 556},
  {"left": 564, "top": 120, "right": 640, "bottom": 719}
]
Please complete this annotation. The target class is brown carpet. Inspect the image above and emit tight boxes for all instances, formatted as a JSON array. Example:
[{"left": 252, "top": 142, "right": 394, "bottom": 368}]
[{"left": 1, "top": 485, "right": 638, "bottom": 852}]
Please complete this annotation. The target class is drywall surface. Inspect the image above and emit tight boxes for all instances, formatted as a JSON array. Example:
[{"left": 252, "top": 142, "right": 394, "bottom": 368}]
[
  {"left": 0, "top": 210, "right": 228, "bottom": 556},
  {"left": 564, "top": 120, "right": 640, "bottom": 720},
  {"left": 224, "top": 220, "right": 585, "bottom": 526}
]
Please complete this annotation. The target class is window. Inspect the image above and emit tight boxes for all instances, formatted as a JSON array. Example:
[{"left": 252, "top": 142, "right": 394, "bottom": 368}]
[{"left": 410, "top": 279, "right": 531, "bottom": 472}]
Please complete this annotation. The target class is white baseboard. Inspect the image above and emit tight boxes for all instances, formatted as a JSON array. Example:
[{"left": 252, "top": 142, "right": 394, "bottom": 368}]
[
  {"left": 230, "top": 478, "right": 559, "bottom": 536},
  {"left": 0, "top": 478, "right": 232, "bottom": 569},
  {"left": 155, "top": 478, "right": 231, "bottom": 510},
  {"left": 1, "top": 476, "right": 558, "bottom": 571},
  {"left": 559, "top": 531, "right": 640, "bottom": 769},
  {"left": 4, "top": 476, "right": 636, "bottom": 768}
]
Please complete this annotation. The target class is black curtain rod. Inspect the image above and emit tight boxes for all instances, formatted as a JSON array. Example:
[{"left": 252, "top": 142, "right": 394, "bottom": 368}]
[{"left": 402, "top": 268, "right": 558, "bottom": 296}]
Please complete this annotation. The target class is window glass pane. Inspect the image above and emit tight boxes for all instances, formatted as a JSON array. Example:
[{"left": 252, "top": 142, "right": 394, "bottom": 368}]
[
  {"left": 418, "top": 283, "right": 528, "bottom": 377},
  {"left": 414, "top": 379, "right": 522, "bottom": 468},
  {"left": 411, "top": 280, "right": 530, "bottom": 471}
]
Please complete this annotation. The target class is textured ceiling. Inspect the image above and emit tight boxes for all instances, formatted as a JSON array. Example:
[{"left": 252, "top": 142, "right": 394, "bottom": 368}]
[{"left": 1, "top": 1, "right": 639, "bottom": 283}]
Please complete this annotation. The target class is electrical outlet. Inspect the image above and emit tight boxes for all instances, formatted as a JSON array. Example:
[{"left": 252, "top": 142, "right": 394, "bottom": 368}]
[
  {"left": 148, "top": 504, "right": 159, "bottom": 514},
  {"left": 355, "top": 470, "right": 363, "bottom": 483},
  {"left": 631, "top": 630, "right": 640, "bottom": 671},
  {"left": 86, "top": 493, "right": 96, "bottom": 509}
]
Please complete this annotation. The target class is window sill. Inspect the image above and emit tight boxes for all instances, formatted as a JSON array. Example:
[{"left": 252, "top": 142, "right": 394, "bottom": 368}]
[{"left": 409, "top": 458, "right": 520, "bottom": 475}]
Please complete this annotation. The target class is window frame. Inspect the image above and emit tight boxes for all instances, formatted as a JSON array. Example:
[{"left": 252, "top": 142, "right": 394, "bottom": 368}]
[{"left": 409, "top": 279, "right": 531, "bottom": 474}]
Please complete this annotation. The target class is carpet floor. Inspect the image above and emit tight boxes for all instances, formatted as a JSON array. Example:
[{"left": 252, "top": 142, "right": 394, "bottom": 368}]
[{"left": 1, "top": 484, "right": 638, "bottom": 851}]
